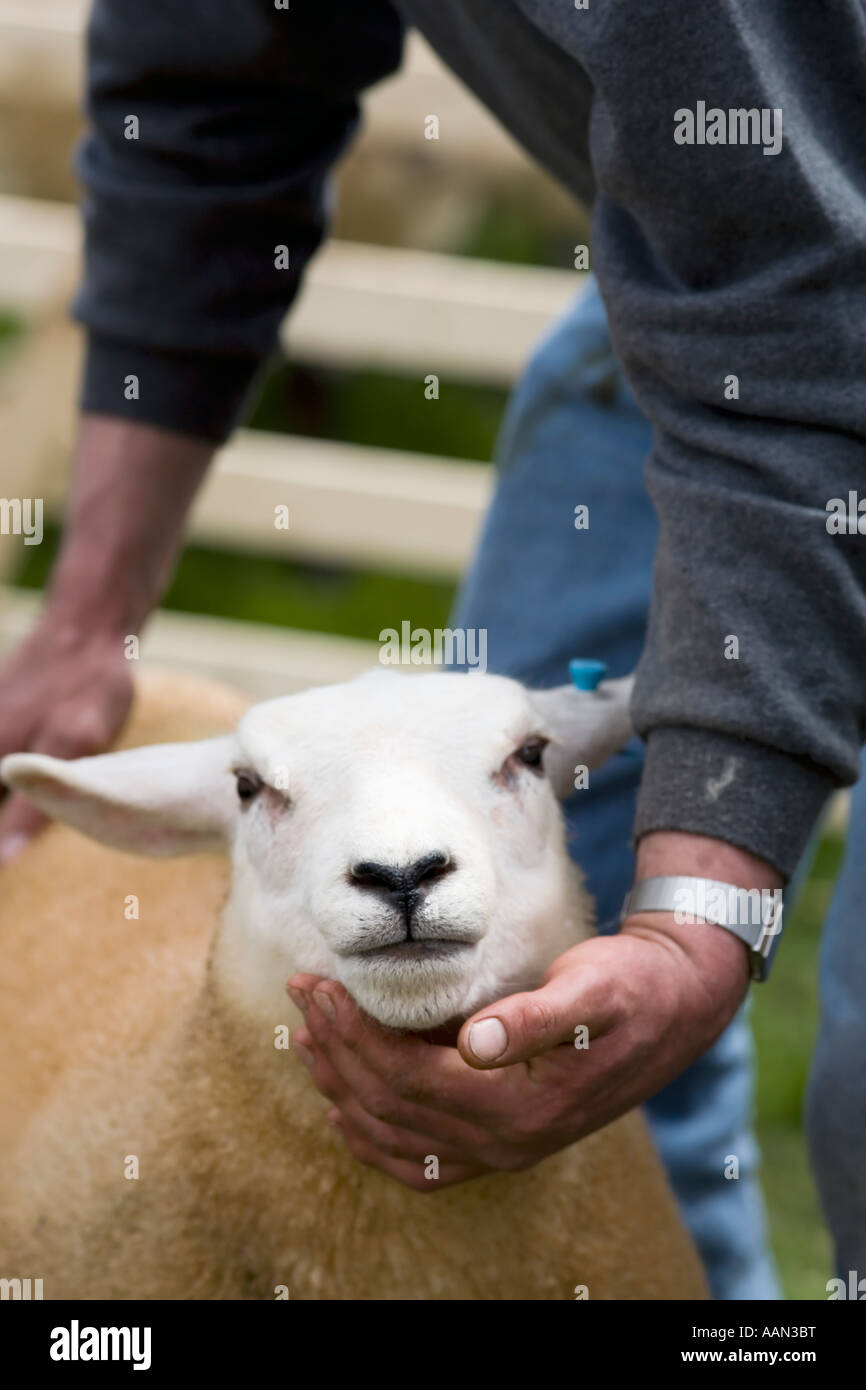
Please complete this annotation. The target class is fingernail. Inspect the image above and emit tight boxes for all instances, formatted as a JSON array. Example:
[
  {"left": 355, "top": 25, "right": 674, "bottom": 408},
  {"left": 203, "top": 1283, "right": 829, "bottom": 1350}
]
[
  {"left": 287, "top": 985, "right": 308, "bottom": 1012},
  {"left": 468, "top": 1017, "right": 508, "bottom": 1062},
  {"left": 292, "top": 1040, "right": 315, "bottom": 1068},
  {"left": 0, "top": 834, "right": 29, "bottom": 866},
  {"left": 326, "top": 1108, "right": 341, "bottom": 1126},
  {"left": 313, "top": 989, "right": 337, "bottom": 1023}
]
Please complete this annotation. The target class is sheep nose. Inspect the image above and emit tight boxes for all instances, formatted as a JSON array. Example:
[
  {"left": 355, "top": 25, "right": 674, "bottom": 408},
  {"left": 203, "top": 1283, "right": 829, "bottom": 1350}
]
[{"left": 349, "top": 852, "right": 453, "bottom": 913}]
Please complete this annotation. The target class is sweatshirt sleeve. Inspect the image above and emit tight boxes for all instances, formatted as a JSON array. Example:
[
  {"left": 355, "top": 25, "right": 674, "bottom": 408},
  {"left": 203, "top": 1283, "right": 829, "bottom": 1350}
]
[
  {"left": 581, "top": 1, "right": 866, "bottom": 878},
  {"left": 72, "top": 0, "right": 404, "bottom": 442}
]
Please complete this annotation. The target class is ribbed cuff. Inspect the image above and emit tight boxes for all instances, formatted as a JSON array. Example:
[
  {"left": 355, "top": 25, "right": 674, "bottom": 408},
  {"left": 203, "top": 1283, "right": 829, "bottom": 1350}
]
[
  {"left": 80, "top": 333, "right": 268, "bottom": 444},
  {"left": 634, "top": 726, "right": 836, "bottom": 881}
]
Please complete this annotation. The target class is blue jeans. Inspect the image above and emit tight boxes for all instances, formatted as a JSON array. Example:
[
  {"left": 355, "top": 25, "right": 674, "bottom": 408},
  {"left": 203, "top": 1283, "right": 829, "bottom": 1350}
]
[
  {"left": 451, "top": 277, "right": 781, "bottom": 1299},
  {"left": 805, "top": 753, "right": 866, "bottom": 1279}
]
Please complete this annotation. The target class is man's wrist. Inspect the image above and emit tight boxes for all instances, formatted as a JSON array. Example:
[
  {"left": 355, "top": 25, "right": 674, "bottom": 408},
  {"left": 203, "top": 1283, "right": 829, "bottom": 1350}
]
[
  {"left": 621, "top": 907, "right": 751, "bottom": 1031},
  {"left": 635, "top": 831, "right": 782, "bottom": 892},
  {"left": 626, "top": 831, "right": 781, "bottom": 987},
  {"left": 41, "top": 414, "right": 215, "bottom": 642},
  {"left": 42, "top": 561, "right": 146, "bottom": 647},
  {"left": 45, "top": 530, "right": 158, "bottom": 643}
]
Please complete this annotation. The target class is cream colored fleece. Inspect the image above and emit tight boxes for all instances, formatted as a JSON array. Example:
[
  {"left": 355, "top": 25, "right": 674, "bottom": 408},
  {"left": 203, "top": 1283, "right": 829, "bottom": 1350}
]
[{"left": 0, "top": 671, "right": 706, "bottom": 1300}]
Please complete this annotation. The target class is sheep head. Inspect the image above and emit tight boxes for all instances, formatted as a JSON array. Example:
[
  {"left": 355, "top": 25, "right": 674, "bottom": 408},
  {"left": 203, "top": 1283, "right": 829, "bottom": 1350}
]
[{"left": 1, "top": 669, "right": 633, "bottom": 1030}]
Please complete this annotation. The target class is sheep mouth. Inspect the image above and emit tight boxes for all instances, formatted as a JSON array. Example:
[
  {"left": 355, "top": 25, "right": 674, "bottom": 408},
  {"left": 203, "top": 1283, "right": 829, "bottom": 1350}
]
[{"left": 355, "top": 939, "right": 475, "bottom": 963}]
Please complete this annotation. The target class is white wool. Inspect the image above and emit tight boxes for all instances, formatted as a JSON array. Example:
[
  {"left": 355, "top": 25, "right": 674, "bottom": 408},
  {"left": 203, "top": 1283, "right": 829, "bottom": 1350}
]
[{"left": 2, "top": 669, "right": 632, "bottom": 1030}]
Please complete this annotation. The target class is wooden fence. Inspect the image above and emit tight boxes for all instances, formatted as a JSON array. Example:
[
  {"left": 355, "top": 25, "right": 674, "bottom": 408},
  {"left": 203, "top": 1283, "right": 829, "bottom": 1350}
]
[
  {"left": 3, "top": 4, "right": 844, "bottom": 831},
  {"left": 0, "top": 4, "right": 579, "bottom": 695}
]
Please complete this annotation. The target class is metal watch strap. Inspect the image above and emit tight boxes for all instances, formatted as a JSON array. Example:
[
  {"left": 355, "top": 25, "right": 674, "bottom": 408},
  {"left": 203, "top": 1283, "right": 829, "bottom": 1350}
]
[{"left": 619, "top": 875, "right": 784, "bottom": 981}]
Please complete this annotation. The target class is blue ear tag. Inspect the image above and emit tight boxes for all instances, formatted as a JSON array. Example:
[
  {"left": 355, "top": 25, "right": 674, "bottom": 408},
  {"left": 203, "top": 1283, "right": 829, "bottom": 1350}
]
[
  {"left": 568, "top": 658, "right": 608, "bottom": 692},
  {"left": 568, "top": 658, "right": 641, "bottom": 757}
]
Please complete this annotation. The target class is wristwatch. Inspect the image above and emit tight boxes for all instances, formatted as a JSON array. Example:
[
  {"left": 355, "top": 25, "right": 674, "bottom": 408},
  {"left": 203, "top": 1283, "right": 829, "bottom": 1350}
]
[{"left": 619, "top": 875, "right": 784, "bottom": 981}]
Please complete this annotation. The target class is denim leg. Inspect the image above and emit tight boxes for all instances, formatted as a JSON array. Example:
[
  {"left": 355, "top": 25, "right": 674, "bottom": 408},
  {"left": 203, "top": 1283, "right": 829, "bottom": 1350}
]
[
  {"left": 805, "top": 754, "right": 866, "bottom": 1279},
  {"left": 451, "top": 276, "right": 781, "bottom": 1299}
]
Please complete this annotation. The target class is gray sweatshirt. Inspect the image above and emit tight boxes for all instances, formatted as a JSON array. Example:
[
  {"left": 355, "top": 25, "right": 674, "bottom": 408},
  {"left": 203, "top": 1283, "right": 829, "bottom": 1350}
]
[{"left": 74, "top": 0, "right": 866, "bottom": 879}]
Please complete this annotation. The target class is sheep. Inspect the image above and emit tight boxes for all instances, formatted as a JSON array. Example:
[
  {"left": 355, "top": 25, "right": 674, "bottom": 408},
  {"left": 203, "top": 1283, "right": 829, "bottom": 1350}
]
[{"left": 0, "top": 666, "right": 707, "bottom": 1300}]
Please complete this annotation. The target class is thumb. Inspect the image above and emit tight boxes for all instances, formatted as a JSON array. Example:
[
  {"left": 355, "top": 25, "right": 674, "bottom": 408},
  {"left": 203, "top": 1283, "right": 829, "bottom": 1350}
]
[
  {"left": 0, "top": 794, "right": 47, "bottom": 866},
  {"left": 457, "top": 943, "right": 622, "bottom": 1069}
]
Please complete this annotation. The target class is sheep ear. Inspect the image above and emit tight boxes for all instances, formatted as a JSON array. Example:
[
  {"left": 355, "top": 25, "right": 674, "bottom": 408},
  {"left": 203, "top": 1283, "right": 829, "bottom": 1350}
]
[
  {"left": 0, "top": 737, "right": 237, "bottom": 857},
  {"left": 530, "top": 676, "right": 635, "bottom": 798}
]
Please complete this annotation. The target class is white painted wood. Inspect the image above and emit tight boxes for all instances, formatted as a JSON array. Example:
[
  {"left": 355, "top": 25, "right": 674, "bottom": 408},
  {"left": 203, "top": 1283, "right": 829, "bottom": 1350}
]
[
  {"left": 0, "top": 195, "right": 79, "bottom": 316},
  {"left": 0, "top": 587, "right": 378, "bottom": 698},
  {"left": 0, "top": 2, "right": 85, "bottom": 106},
  {"left": 0, "top": 194, "right": 578, "bottom": 383},
  {"left": 37, "top": 429, "right": 493, "bottom": 578},
  {"left": 289, "top": 240, "right": 577, "bottom": 382},
  {"left": 192, "top": 432, "right": 492, "bottom": 576}
]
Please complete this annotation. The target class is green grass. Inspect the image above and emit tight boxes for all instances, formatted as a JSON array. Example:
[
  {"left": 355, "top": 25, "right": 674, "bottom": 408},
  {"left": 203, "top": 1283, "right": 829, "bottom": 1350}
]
[
  {"left": 751, "top": 832, "right": 843, "bottom": 1299},
  {"left": 249, "top": 360, "right": 506, "bottom": 461},
  {"left": 0, "top": 310, "right": 22, "bottom": 354},
  {"left": 456, "top": 195, "right": 585, "bottom": 269},
  {"left": 14, "top": 526, "right": 457, "bottom": 644}
]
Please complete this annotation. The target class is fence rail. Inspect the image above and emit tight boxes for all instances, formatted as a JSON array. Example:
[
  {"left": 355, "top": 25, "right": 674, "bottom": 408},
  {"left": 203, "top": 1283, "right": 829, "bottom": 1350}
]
[
  {"left": 0, "top": 185, "right": 576, "bottom": 684},
  {"left": 0, "top": 193, "right": 581, "bottom": 587},
  {"left": 0, "top": 587, "right": 377, "bottom": 698}
]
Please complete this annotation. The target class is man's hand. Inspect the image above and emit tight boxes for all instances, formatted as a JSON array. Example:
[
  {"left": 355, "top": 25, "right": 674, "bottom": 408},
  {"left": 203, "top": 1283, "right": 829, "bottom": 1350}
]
[
  {"left": 0, "top": 414, "right": 215, "bottom": 863},
  {"left": 0, "top": 619, "right": 133, "bottom": 858},
  {"left": 287, "top": 839, "right": 756, "bottom": 1191}
]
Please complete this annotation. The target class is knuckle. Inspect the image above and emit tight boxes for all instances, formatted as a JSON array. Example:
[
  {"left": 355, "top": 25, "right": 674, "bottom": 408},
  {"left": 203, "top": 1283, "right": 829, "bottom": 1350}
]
[
  {"left": 491, "top": 1144, "right": 532, "bottom": 1173},
  {"left": 380, "top": 1137, "right": 408, "bottom": 1160},
  {"left": 0, "top": 715, "right": 31, "bottom": 760},
  {"left": 611, "top": 969, "right": 643, "bottom": 1021},
  {"left": 361, "top": 1087, "right": 399, "bottom": 1126},
  {"left": 389, "top": 1069, "right": 424, "bottom": 1104},
  {"left": 313, "top": 1073, "right": 342, "bottom": 1104},
  {"left": 372, "top": 1124, "right": 418, "bottom": 1161},
  {"left": 497, "top": 1110, "right": 541, "bottom": 1145},
  {"left": 334, "top": 1013, "right": 365, "bottom": 1052},
  {"left": 521, "top": 995, "right": 560, "bottom": 1046},
  {"left": 49, "top": 711, "right": 110, "bottom": 757},
  {"left": 340, "top": 1131, "right": 374, "bottom": 1167}
]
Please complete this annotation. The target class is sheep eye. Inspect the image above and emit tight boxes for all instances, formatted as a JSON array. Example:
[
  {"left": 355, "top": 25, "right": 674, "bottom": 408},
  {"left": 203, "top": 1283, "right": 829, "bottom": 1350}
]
[
  {"left": 516, "top": 737, "right": 548, "bottom": 771},
  {"left": 234, "top": 770, "right": 263, "bottom": 803}
]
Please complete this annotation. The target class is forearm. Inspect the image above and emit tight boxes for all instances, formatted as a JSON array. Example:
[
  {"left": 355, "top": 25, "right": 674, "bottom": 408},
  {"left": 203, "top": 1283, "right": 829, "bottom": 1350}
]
[
  {"left": 0, "top": 415, "right": 213, "bottom": 854},
  {"left": 44, "top": 414, "right": 214, "bottom": 640},
  {"left": 635, "top": 830, "right": 782, "bottom": 896}
]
